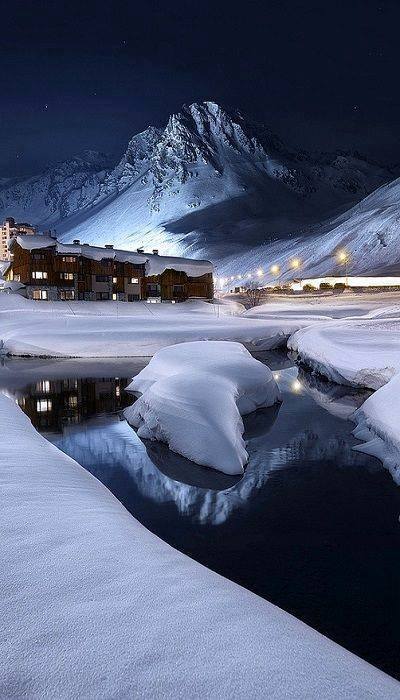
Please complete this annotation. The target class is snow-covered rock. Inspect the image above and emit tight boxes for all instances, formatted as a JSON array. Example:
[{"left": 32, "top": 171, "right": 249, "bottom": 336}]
[
  {"left": 1, "top": 393, "right": 400, "bottom": 698},
  {"left": 124, "top": 341, "right": 280, "bottom": 474}
]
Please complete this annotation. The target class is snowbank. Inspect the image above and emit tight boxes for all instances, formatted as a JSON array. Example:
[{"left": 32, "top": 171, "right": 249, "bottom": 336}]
[
  {"left": 288, "top": 315, "right": 400, "bottom": 483},
  {"left": 1, "top": 393, "right": 399, "bottom": 698},
  {"left": 353, "top": 373, "right": 400, "bottom": 484},
  {"left": 288, "top": 317, "right": 400, "bottom": 390},
  {"left": 0, "top": 295, "right": 298, "bottom": 357},
  {"left": 124, "top": 341, "right": 280, "bottom": 474}
]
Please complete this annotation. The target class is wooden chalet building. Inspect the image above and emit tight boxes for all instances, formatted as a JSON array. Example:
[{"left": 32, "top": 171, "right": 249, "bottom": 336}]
[{"left": 6, "top": 235, "right": 214, "bottom": 302}]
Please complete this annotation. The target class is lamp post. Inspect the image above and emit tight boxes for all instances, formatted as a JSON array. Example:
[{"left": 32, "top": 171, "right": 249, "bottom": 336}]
[{"left": 337, "top": 250, "right": 350, "bottom": 287}]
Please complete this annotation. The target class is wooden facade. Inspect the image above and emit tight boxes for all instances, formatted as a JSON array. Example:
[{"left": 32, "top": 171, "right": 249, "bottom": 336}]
[
  {"left": 142, "top": 269, "right": 213, "bottom": 301},
  {"left": 7, "top": 240, "right": 214, "bottom": 302}
]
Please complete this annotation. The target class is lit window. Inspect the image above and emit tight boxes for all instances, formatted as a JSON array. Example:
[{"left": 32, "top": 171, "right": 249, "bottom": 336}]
[
  {"left": 68, "top": 395, "right": 78, "bottom": 408},
  {"left": 37, "top": 399, "right": 52, "bottom": 413},
  {"left": 61, "top": 256, "right": 76, "bottom": 263},
  {"left": 36, "top": 380, "right": 50, "bottom": 393},
  {"left": 13, "top": 274, "right": 20, "bottom": 281},
  {"left": 32, "top": 290, "right": 48, "bottom": 300},
  {"left": 115, "top": 385, "right": 120, "bottom": 397},
  {"left": 113, "top": 277, "right": 117, "bottom": 284},
  {"left": 112, "top": 293, "right": 117, "bottom": 301},
  {"left": 130, "top": 277, "right": 139, "bottom": 284},
  {"left": 60, "top": 272, "right": 74, "bottom": 280},
  {"left": 59, "top": 290, "right": 75, "bottom": 300},
  {"left": 32, "top": 271, "right": 48, "bottom": 279}
]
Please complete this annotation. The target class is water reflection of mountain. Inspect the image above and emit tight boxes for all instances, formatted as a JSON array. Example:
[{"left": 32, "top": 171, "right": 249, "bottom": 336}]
[
  {"left": 47, "top": 414, "right": 281, "bottom": 525},
  {"left": 44, "top": 367, "right": 379, "bottom": 526}
]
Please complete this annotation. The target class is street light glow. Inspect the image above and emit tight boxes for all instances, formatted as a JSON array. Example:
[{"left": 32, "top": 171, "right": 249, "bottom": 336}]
[
  {"left": 290, "top": 258, "right": 301, "bottom": 269},
  {"left": 270, "top": 264, "right": 280, "bottom": 275},
  {"left": 337, "top": 250, "right": 349, "bottom": 263}
]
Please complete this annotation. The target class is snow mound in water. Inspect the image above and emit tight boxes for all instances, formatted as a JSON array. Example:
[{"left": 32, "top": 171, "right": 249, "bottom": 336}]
[{"left": 124, "top": 340, "right": 281, "bottom": 474}]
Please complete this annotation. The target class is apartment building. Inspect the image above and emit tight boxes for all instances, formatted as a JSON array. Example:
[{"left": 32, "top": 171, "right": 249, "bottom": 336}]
[
  {"left": 6, "top": 235, "right": 214, "bottom": 302},
  {"left": 0, "top": 217, "right": 36, "bottom": 261}
]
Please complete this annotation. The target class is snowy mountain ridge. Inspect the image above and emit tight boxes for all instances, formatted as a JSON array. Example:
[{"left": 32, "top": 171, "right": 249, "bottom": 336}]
[{"left": 0, "top": 101, "right": 398, "bottom": 270}]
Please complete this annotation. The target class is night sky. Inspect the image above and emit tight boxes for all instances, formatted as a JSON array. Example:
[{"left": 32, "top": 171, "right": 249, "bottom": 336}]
[{"left": 1, "top": 0, "right": 399, "bottom": 176}]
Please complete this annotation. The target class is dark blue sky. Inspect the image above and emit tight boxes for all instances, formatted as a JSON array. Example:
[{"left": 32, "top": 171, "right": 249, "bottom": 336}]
[{"left": 1, "top": 0, "right": 399, "bottom": 176}]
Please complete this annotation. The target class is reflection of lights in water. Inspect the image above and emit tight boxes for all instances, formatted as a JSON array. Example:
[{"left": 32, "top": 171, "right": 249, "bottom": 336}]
[{"left": 291, "top": 379, "right": 302, "bottom": 393}]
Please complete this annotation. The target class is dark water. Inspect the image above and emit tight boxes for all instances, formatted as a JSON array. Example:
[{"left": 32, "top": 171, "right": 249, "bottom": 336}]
[{"left": 1, "top": 353, "right": 399, "bottom": 679}]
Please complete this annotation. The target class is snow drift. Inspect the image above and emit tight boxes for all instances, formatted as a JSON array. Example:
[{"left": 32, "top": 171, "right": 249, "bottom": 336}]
[
  {"left": 288, "top": 312, "right": 400, "bottom": 483},
  {"left": 1, "top": 393, "right": 399, "bottom": 698},
  {"left": 0, "top": 294, "right": 302, "bottom": 358},
  {"left": 124, "top": 341, "right": 280, "bottom": 474}
]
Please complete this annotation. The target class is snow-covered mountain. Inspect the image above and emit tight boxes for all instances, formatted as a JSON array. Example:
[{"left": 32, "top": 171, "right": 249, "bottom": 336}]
[
  {"left": 0, "top": 101, "right": 396, "bottom": 267},
  {"left": 222, "top": 175, "right": 400, "bottom": 282},
  {"left": 0, "top": 151, "right": 111, "bottom": 225}
]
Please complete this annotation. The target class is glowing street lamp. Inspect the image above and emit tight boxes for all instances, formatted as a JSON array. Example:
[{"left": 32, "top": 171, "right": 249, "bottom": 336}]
[
  {"left": 336, "top": 249, "right": 350, "bottom": 286},
  {"left": 270, "top": 264, "right": 280, "bottom": 275},
  {"left": 290, "top": 258, "right": 301, "bottom": 270}
]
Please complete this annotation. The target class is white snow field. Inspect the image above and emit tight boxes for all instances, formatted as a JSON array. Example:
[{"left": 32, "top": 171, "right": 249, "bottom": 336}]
[
  {"left": 2, "top": 289, "right": 399, "bottom": 358},
  {"left": 288, "top": 313, "right": 400, "bottom": 483},
  {"left": 124, "top": 341, "right": 280, "bottom": 474},
  {"left": 0, "top": 295, "right": 294, "bottom": 357},
  {"left": 1, "top": 393, "right": 399, "bottom": 699}
]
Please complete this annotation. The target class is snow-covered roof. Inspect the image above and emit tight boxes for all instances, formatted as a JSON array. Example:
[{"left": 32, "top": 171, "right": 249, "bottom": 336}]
[{"left": 11, "top": 235, "right": 213, "bottom": 277}]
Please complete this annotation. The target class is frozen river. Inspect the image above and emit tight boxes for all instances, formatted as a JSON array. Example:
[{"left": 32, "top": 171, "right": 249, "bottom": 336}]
[{"left": 1, "top": 351, "right": 399, "bottom": 679}]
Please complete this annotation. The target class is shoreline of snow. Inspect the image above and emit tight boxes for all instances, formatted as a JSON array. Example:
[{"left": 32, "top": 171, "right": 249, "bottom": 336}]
[
  {"left": 124, "top": 341, "right": 280, "bottom": 474},
  {"left": 1, "top": 393, "right": 399, "bottom": 698},
  {"left": 288, "top": 316, "right": 400, "bottom": 482}
]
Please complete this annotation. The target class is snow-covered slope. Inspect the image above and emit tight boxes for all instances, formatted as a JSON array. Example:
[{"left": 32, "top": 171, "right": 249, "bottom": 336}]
[
  {"left": 0, "top": 150, "right": 111, "bottom": 224},
  {"left": 221, "top": 175, "right": 400, "bottom": 281},
  {"left": 0, "top": 102, "right": 394, "bottom": 263}
]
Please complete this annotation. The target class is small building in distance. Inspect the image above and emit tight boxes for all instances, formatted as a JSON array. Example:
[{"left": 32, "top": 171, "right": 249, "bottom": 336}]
[
  {"left": 290, "top": 275, "right": 400, "bottom": 292},
  {"left": 6, "top": 235, "right": 214, "bottom": 302},
  {"left": 0, "top": 217, "right": 37, "bottom": 261}
]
